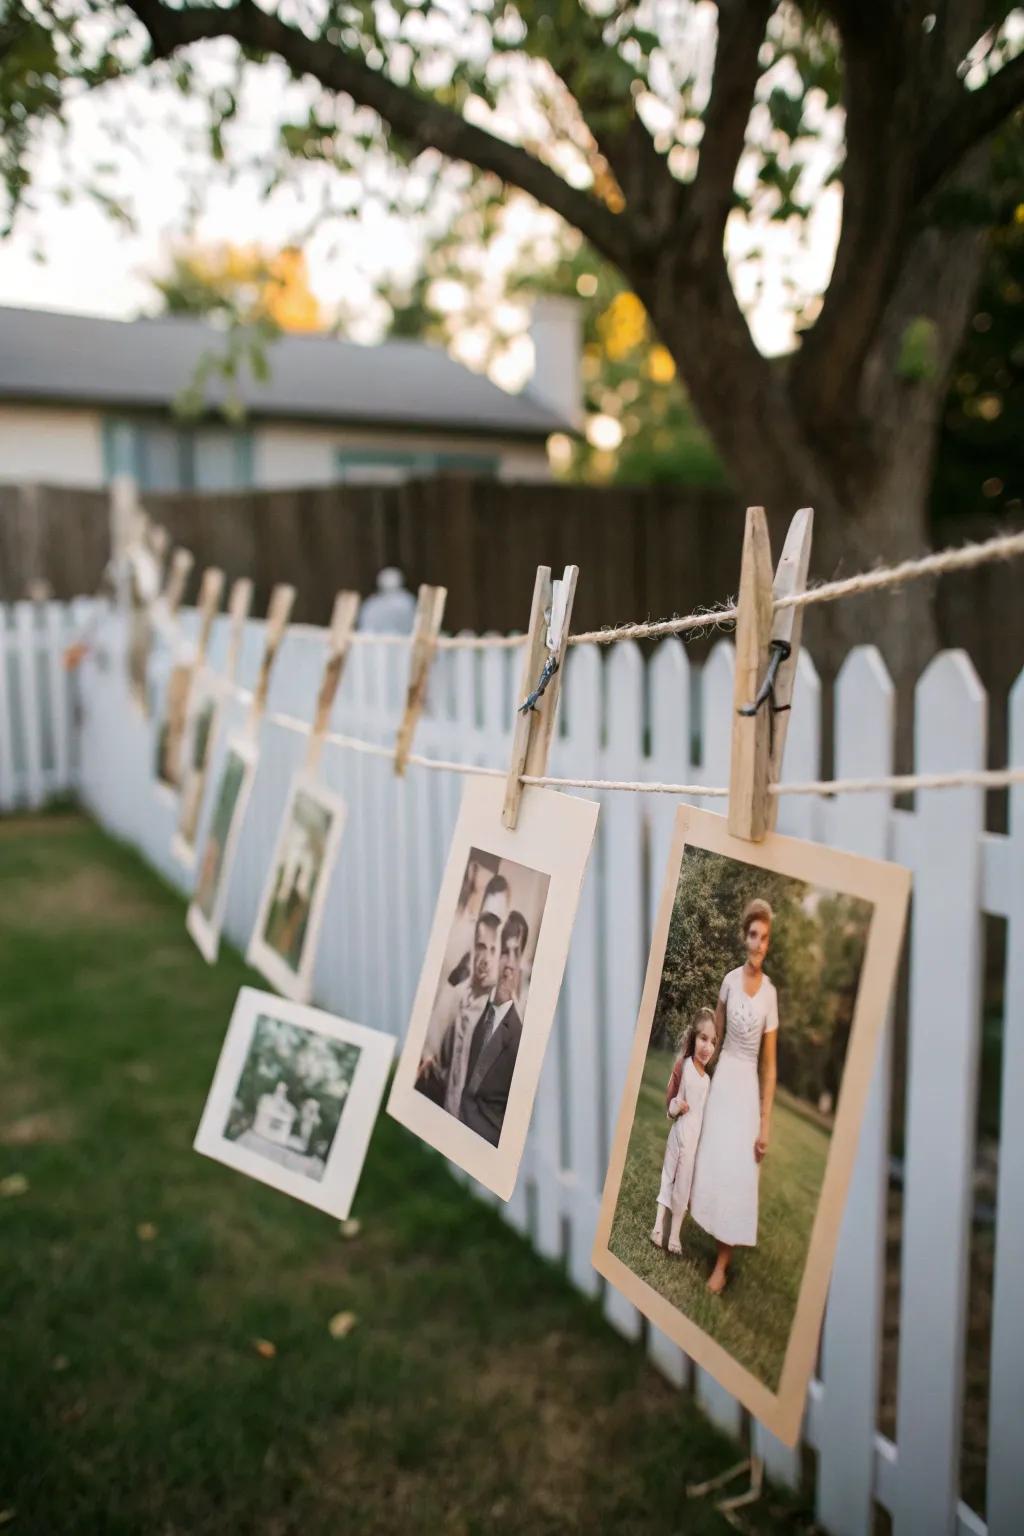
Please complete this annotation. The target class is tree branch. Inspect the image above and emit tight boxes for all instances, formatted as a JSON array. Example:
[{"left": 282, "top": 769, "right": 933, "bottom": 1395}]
[
  {"left": 121, "top": 0, "right": 631, "bottom": 269},
  {"left": 686, "top": 0, "right": 772, "bottom": 259},
  {"left": 917, "top": 46, "right": 1024, "bottom": 200}
]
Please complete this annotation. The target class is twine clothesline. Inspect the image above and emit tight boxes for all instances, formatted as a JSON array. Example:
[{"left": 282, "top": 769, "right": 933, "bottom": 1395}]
[
  {"left": 225, "top": 682, "right": 1024, "bottom": 799},
  {"left": 287, "top": 526, "right": 1024, "bottom": 654}
]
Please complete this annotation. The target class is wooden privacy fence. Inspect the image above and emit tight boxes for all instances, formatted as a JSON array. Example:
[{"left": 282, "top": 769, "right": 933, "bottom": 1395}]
[{"left": 2, "top": 597, "right": 1022, "bottom": 1536}]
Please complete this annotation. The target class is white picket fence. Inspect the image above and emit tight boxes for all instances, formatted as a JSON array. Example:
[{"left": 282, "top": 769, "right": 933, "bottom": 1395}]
[{"left": 2, "top": 596, "right": 1021, "bottom": 1536}]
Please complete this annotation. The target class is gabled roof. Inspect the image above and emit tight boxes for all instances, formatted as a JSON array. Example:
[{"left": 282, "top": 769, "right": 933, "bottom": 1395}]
[{"left": 0, "top": 304, "right": 567, "bottom": 438}]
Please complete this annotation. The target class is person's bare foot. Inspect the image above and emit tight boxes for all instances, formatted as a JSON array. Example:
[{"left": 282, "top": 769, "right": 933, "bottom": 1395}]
[
  {"left": 649, "top": 1225, "right": 666, "bottom": 1248},
  {"left": 668, "top": 1238, "right": 682, "bottom": 1256},
  {"left": 706, "top": 1265, "right": 728, "bottom": 1295}
]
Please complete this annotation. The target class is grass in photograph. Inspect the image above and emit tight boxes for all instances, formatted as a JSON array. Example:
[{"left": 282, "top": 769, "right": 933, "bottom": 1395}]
[
  {"left": 609, "top": 1048, "right": 829, "bottom": 1392},
  {"left": 0, "top": 813, "right": 817, "bottom": 1536}
]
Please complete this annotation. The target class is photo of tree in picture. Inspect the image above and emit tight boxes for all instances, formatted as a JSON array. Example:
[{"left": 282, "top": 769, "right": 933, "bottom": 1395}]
[
  {"left": 225, "top": 1013, "right": 361, "bottom": 1182},
  {"left": 194, "top": 746, "right": 248, "bottom": 921},
  {"left": 261, "top": 789, "right": 334, "bottom": 971},
  {"left": 607, "top": 845, "right": 874, "bottom": 1393}
]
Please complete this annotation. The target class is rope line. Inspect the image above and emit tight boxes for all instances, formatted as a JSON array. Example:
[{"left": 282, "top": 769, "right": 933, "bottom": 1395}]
[
  {"left": 272, "top": 527, "right": 1024, "bottom": 654},
  {"left": 226, "top": 682, "right": 1023, "bottom": 799}
]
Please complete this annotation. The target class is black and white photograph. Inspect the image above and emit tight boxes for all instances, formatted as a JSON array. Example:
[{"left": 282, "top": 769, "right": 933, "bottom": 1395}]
[
  {"left": 195, "top": 987, "right": 395, "bottom": 1218},
  {"left": 413, "top": 845, "right": 549, "bottom": 1147},
  {"left": 388, "top": 775, "right": 599, "bottom": 1202},
  {"left": 593, "top": 806, "right": 910, "bottom": 1444},
  {"left": 247, "top": 774, "right": 346, "bottom": 1001}
]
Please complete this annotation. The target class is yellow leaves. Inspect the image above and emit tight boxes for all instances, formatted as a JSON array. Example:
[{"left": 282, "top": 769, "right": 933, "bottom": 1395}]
[
  {"left": 0, "top": 1173, "right": 28, "bottom": 1198},
  {"left": 327, "top": 1311, "right": 358, "bottom": 1340},
  {"left": 168, "top": 241, "right": 323, "bottom": 333},
  {"left": 597, "top": 291, "right": 648, "bottom": 360},
  {"left": 263, "top": 247, "right": 322, "bottom": 334},
  {"left": 647, "top": 344, "right": 676, "bottom": 384}
]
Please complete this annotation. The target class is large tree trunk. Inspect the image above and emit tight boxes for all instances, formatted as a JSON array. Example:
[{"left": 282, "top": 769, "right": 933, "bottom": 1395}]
[{"left": 647, "top": 180, "right": 990, "bottom": 770}]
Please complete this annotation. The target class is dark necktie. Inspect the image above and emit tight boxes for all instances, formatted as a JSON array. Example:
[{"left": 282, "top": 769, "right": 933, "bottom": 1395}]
[{"left": 465, "top": 1000, "right": 495, "bottom": 1084}]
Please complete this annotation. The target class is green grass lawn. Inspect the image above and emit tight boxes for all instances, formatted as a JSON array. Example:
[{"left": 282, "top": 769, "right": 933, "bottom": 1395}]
[
  {"left": 608, "top": 1049, "right": 829, "bottom": 1392},
  {"left": 0, "top": 814, "right": 816, "bottom": 1536}
]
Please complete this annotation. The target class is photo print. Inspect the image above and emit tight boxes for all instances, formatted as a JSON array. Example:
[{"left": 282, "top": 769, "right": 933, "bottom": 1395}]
[
  {"left": 185, "top": 734, "right": 258, "bottom": 964},
  {"left": 593, "top": 806, "right": 910, "bottom": 1444},
  {"left": 247, "top": 773, "right": 347, "bottom": 1002},
  {"left": 173, "top": 679, "right": 221, "bottom": 867},
  {"left": 388, "top": 775, "right": 599, "bottom": 1201},
  {"left": 154, "top": 658, "right": 192, "bottom": 793},
  {"left": 195, "top": 987, "right": 394, "bottom": 1218}
]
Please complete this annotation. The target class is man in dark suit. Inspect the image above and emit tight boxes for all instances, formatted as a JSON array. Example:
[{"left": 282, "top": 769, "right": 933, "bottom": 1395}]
[{"left": 458, "top": 910, "right": 529, "bottom": 1146}]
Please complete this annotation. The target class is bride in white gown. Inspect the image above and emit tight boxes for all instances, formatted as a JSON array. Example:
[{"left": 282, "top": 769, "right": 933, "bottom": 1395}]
[{"left": 689, "top": 898, "right": 779, "bottom": 1295}]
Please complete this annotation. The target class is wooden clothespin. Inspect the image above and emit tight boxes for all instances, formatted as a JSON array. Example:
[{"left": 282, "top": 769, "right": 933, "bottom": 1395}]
[
  {"left": 393, "top": 584, "right": 447, "bottom": 776},
  {"left": 161, "top": 548, "right": 194, "bottom": 629},
  {"left": 503, "top": 564, "right": 578, "bottom": 830},
  {"left": 193, "top": 567, "right": 225, "bottom": 666},
  {"left": 306, "top": 591, "right": 360, "bottom": 776},
  {"left": 728, "top": 506, "right": 814, "bottom": 841},
  {"left": 223, "top": 577, "right": 254, "bottom": 687},
  {"left": 245, "top": 583, "right": 296, "bottom": 739}
]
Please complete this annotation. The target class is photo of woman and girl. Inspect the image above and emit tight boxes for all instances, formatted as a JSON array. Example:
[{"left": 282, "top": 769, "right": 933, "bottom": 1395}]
[
  {"left": 648, "top": 900, "right": 779, "bottom": 1295},
  {"left": 605, "top": 844, "right": 874, "bottom": 1393}
]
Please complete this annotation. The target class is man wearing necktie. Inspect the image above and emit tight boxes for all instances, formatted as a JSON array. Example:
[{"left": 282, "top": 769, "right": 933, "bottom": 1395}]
[{"left": 458, "top": 911, "right": 529, "bottom": 1145}]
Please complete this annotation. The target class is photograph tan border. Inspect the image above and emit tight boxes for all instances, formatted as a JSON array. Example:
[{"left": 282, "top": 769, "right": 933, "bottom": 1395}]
[
  {"left": 172, "top": 677, "right": 225, "bottom": 870},
  {"left": 387, "top": 775, "right": 599, "bottom": 1202},
  {"left": 185, "top": 733, "right": 259, "bottom": 966},
  {"left": 194, "top": 986, "right": 395, "bottom": 1219},
  {"left": 592, "top": 804, "right": 910, "bottom": 1445},
  {"left": 246, "top": 772, "right": 347, "bottom": 1003}
]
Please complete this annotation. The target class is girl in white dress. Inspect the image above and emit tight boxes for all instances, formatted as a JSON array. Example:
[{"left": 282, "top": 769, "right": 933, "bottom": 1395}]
[
  {"left": 689, "top": 898, "right": 779, "bottom": 1295},
  {"left": 650, "top": 1009, "right": 717, "bottom": 1254}
]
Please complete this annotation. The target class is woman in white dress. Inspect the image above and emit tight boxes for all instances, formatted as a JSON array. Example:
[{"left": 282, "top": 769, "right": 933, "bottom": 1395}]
[{"left": 689, "top": 898, "right": 779, "bottom": 1294}]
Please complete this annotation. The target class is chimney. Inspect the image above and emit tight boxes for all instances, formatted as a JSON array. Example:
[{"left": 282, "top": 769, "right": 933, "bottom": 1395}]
[{"left": 527, "top": 295, "right": 583, "bottom": 431}]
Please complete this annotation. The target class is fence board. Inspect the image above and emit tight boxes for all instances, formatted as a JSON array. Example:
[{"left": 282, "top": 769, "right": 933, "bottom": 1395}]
[
  {"left": 0, "top": 607, "right": 15, "bottom": 810},
  {"left": 895, "top": 653, "right": 986, "bottom": 1536},
  {"left": 14, "top": 603, "right": 44, "bottom": 807},
  {"left": 986, "top": 665, "right": 1024, "bottom": 1535},
  {"left": 816, "top": 647, "right": 896, "bottom": 1535}
]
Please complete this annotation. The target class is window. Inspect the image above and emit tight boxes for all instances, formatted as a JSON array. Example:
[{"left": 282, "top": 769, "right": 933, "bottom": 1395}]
[
  {"left": 102, "top": 417, "right": 253, "bottom": 491},
  {"left": 334, "top": 448, "right": 498, "bottom": 484}
]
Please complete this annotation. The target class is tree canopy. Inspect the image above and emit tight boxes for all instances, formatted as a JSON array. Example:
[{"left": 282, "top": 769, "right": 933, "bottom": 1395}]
[{"left": 6, "top": 1, "right": 1024, "bottom": 668}]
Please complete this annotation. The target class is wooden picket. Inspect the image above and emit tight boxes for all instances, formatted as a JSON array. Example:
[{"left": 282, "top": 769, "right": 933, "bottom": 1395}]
[{"left": 2, "top": 597, "right": 1021, "bottom": 1536}]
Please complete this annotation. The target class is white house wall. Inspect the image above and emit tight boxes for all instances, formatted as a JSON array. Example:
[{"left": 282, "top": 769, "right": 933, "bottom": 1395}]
[
  {"left": 253, "top": 423, "right": 552, "bottom": 485},
  {"left": 0, "top": 403, "right": 553, "bottom": 487},
  {"left": 0, "top": 405, "right": 105, "bottom": 485}
]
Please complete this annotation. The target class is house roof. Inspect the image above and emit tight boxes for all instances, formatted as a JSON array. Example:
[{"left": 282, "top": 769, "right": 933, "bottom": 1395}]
[{"left": 0, "top": 304, "right": 568, "bottom": 439}]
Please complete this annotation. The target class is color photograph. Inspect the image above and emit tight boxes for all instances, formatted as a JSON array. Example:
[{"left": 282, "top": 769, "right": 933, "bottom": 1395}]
[
  {"left": 195, "top": 988, "right": 395, "bottom": 1218},
  {"left": 173, "top": 682, "right": 220, "bottom": 865},
  {"left": 593, "top": 806, "right": 910, "bottom": 1444},
  {"left": 247, "top": 774, "right": 346, "bottom": 1001},
  {"left": 154, "top": 659, "right": 192, "bottom": 791},
  {"left": 185, "top": 735, "right": 258, "bottom": 964}
]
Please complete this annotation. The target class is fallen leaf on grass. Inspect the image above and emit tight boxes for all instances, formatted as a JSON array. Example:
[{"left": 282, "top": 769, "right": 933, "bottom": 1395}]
[
  {"left": 51, "top": 1356, "right": 69, "bottom": 1373},
  {"left": 0, "top": 1510, "right": 15, "bottom": 1527},
  {"left": 327, "top": 1311, "right": 357, "bottom": 1340},
  {"left": 0, "top": 1174, "right": 28, "bottom": 1199},
  {"left": 135, "top": 1222, "right": 158, "bottom": 1242},
  {"left": 338, "top": 1218, "right": 361, "bottom": 1239},
  {"left": 252, "top": 1339, "right": 277, "bottom": 1359}
]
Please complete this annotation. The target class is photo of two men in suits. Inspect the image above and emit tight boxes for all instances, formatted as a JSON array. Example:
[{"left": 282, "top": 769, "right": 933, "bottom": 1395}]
[{"left": 414, "top": 848, "right": 550, "bottom": 1147}]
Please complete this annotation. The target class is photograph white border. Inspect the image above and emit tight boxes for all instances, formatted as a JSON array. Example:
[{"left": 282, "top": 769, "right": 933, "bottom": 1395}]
[
  {"left": 246, "top": 771, "right": 347, "bottom": 1003},
  {"left": 591, "top": 804, "right": 911, "bottom": 1446},
  {"left": 185, "top": 732, "right": 259, "bottom": 965},
  {"left": 387, "top": 774, "right": 599, "bottom": 1202},
  {"left": 194, "top": 986, "right": 395, "bottom": 1219}
]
